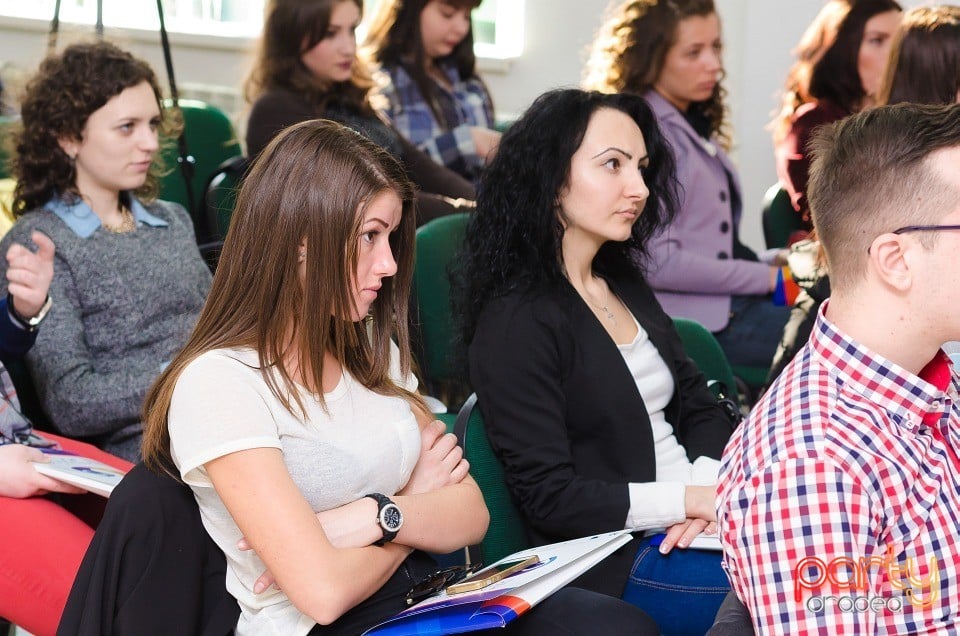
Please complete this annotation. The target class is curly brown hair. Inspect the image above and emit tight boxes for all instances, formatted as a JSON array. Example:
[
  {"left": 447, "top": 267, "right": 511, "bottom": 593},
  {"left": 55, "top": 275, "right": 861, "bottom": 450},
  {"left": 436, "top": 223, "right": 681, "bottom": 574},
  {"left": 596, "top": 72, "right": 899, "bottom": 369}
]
[
  {"left": 583, "top": 0, "right": 730, "bottom": 149},
  {"left": 244, "top": 0, "right": 375, "bottom": 115},
  {"left": 12, "top": 40, "right": 168, "bottom": 215}
]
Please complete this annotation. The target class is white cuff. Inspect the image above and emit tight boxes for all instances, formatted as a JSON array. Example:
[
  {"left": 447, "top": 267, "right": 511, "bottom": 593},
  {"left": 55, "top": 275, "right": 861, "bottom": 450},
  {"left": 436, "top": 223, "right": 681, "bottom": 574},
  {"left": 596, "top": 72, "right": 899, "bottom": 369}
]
[
  {"left": 625, "top": 481, "right": 686, "bottom": 530},
  {"left": 691, "top": 456, "right": 721, "bottom": 485}
]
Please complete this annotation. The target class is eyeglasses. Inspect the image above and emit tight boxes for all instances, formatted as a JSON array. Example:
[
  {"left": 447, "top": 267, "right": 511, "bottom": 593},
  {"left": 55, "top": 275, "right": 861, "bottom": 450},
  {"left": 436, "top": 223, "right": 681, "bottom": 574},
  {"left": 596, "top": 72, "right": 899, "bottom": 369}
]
[
  {"left": 868, "top": 224, "right": 960, "bottom": 253},
  {"left": 404, "top": 562, "right": 485, "bottom": 606},
  {"left": 892, "top": 224, "right": 960, "bottom": 235}
]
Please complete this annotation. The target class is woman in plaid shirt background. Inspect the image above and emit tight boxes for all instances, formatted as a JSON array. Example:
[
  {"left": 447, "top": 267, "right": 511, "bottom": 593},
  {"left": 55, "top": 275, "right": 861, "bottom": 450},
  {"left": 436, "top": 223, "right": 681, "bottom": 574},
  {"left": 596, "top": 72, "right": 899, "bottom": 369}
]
[{"left": 365, "top": 0, "right": 500, "bottom": 185}]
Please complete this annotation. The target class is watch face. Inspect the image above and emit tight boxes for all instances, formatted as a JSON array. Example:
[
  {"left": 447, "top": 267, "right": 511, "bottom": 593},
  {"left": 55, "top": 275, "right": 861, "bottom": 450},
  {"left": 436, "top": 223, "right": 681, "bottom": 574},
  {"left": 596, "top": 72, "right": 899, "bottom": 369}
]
[{"left": 381, "top": 503, "right": 403, "bottom": 531}]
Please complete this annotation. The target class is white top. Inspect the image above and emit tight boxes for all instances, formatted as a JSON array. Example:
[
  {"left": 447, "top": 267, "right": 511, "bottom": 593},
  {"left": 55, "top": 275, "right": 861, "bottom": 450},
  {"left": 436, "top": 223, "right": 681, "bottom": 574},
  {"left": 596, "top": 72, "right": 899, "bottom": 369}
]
[
  {"left": 615, "top": 315, "right": 719, "bottom": 530},
  {"left": 168, "top": 344, "right": 420, "bottom": 636}
]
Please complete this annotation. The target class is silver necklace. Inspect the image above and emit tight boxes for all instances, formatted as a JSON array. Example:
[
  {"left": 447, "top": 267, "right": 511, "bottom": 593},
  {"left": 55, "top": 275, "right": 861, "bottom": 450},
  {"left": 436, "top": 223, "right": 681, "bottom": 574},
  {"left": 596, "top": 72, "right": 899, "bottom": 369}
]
[{"left": 586, "top": 279, "right": 617, "bottom": 326}]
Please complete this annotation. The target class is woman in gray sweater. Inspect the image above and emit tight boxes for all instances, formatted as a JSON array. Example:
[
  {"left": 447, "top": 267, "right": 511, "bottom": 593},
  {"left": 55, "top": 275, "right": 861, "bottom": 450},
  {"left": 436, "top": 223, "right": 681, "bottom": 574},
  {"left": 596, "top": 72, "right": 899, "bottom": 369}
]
[{"left": 0, "top": 41, "right": 211, "bottom": 461}]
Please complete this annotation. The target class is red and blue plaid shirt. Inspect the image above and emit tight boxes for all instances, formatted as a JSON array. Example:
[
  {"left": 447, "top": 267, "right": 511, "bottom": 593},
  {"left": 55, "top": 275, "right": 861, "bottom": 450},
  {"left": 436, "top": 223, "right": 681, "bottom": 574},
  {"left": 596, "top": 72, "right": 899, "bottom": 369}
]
[
  {"left": 718, "top": 301, "right": 960, "bottom": 634},
  {"left": 375, "top": 61, "right": 494, "bottom": 185}
]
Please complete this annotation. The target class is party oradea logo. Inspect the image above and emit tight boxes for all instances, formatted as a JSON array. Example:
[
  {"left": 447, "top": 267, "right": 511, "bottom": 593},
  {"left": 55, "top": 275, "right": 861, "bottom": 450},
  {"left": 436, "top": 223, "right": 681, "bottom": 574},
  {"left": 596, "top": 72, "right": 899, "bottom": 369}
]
[{"left": 793, "top": 546, "right": 939, "bottom": 614}]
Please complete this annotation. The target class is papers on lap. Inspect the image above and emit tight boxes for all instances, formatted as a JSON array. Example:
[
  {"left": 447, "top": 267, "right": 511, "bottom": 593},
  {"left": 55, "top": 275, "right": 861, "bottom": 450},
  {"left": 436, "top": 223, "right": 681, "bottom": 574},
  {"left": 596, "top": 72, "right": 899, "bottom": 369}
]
[
  {"left": 363, "top": 530, "right": 634, "bottom": 636},
  {"left": 687, "top": 532, "right": 722, "bottom": 551},
  {"left": 32, "top": 447, "right": 127, "bottom": 497}
]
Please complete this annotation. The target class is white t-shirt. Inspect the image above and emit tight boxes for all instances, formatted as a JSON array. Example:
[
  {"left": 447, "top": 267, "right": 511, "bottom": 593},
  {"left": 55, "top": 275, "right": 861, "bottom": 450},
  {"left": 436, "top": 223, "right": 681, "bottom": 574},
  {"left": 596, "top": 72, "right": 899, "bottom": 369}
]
[
  {"left": 168, "top": 344, "right": 419, "bottom": 636},
  {"left": 616, "top": 315, "right": 719, "bottom": 530}
]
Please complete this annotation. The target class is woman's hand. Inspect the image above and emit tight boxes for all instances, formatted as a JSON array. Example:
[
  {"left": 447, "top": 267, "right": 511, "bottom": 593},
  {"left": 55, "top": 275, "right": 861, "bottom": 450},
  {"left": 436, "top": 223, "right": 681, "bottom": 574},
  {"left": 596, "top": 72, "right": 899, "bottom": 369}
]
[
  {"left": 684, "top": 484, "right": 717, "bottom": 520},
  {"left": 399, "top": 420, "right": 470, "bottom": 496},
  {"left": 657, "top": 484, "right": 719, "bottom": 554},
  {"left": 469, "top": 127, "right": 501, "bottom": 162},
  {"left": 6, "top": 231, "right": 55, "bottom": 320},
  {"left": 659, "top": 518, "right": 719, "bottom": 554},
  {"left": 0, "top": 443, "right": 85, "bottom": 499}
]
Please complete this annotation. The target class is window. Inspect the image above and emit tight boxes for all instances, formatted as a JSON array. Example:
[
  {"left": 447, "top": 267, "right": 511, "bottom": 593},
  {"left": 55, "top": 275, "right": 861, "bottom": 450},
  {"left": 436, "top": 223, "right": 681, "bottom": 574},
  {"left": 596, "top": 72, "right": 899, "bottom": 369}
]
[
  {"left": 0, "top": 0, "right": 523, "bottom": 57},
  {"left": 0, "top": 0, "right": 267, "bottom": 38}
]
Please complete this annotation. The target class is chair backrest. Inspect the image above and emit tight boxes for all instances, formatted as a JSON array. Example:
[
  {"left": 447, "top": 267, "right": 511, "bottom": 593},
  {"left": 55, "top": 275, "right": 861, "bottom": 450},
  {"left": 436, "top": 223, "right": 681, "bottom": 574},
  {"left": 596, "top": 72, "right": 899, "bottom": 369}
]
[
  {"left": 454, "top": 393, "right": 530, "bottom": 565},
  {"left": 761, "top": 183, "right": 805, "bottom": 250},
  {"left": 412, "top": 212, "right": 471, "bottom": 393},
  {"left": 202, "top": 155, "right": 248, "bottom": 242},
  {"left": 672, "top": 317, "right": 740, "bottom": 409},
  {"left": 158, "top": 99, "right": 242, "bottom": 242}
]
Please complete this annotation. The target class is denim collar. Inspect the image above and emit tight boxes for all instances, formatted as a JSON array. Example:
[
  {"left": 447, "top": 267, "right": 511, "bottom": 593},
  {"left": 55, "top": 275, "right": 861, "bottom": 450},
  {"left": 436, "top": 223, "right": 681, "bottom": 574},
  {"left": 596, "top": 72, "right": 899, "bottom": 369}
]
[{"left": 46, "top": 194, "right": 168, "bottom": 238}]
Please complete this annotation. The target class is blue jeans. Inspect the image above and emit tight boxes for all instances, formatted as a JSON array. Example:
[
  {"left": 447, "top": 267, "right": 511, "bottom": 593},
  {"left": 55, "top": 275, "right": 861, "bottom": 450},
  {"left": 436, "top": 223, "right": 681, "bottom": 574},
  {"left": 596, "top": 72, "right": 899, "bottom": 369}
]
[
  {"left": 713, "top": 295, "right": 791, "bottom": 369},
  {"left": 622, "top": 536, "right": 730, "bottom": 636}
]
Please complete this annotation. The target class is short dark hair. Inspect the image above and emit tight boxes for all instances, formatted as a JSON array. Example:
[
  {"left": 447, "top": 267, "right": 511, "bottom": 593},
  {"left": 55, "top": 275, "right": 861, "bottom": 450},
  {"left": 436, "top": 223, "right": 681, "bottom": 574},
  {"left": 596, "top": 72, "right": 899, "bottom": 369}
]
[
  {"left": 879, "top": 5, "right": 960, "bottom": 106},
  {"left": 809, "top": 102, "right": 960, "bottom": 291},
  {"left": 13, "top": 40, "right": 167, "bottom": 214},
  {"left": 454, "top": 88, "right": 678, "bottom": 345}
]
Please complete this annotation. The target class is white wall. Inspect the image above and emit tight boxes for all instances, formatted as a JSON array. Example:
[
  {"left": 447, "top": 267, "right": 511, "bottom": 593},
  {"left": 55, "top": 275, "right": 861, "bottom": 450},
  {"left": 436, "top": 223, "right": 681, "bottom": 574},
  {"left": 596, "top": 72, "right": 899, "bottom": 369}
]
[{"left": 0, "top": 0, "right": 926, "bottom": 249}]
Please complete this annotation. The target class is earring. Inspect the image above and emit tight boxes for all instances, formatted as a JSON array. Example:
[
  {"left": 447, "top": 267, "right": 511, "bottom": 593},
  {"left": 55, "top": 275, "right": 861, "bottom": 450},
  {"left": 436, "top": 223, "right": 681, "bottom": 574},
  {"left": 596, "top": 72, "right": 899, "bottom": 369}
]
[{"left": 298, "top": 249, "right": 306, "bottom": 261}]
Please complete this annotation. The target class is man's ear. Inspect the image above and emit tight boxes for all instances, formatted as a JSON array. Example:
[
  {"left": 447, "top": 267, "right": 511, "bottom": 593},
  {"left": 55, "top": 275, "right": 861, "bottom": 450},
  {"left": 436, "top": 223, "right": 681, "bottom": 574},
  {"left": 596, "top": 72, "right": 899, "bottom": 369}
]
[{"left": 868, "top": 233, "right": 913, "bottom": 291}]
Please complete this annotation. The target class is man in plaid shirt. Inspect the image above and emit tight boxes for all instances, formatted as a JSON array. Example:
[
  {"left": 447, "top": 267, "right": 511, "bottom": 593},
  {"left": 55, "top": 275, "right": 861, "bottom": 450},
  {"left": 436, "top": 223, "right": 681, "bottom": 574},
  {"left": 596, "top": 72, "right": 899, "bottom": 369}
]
[{"left": 718, "top": 102, "right": 960, "bottom": 634}]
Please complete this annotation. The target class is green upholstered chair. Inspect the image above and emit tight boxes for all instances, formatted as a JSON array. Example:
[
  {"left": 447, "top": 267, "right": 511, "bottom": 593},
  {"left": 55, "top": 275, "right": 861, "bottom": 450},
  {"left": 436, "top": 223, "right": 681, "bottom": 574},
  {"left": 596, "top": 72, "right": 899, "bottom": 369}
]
[
  {"left": 672, "top": 317, "right": 740, "bottom": 410},
  {"left": 201, "top": 155, "right": 248, "bottom": 242},
  {"left": 158, "top": 99, "right": 242, "bottom": 242},
  {"left": 730, "top": 365, "right": 768, "bottom": 403},
  {"left": 412, "top": 212, "right": 471, "bottom": 401},
  {"left": 761, "top": 183, "right": 805, "bottom": 250},
  {"left": 454, "top": 393, "right": 530, "bottom": 565}
]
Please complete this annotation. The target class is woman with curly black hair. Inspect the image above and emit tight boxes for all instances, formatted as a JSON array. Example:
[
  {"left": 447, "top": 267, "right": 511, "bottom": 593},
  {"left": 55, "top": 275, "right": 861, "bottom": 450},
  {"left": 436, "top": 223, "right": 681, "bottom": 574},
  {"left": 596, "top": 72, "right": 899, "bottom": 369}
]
[
  {"left": 585, "top": 0, "right": 790, "bottom": 375},
  {"left": 0, "top": 41, "right": 211, "bottom": 461},
  {"left": 455, "top": 88, "right": 733, "bottom": 635}
]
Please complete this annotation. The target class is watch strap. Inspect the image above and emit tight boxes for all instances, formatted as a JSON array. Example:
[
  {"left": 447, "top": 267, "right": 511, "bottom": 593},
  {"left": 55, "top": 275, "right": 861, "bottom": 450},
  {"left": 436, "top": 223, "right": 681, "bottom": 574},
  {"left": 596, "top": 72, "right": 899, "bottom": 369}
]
[{"left": 365, "top": 492, "right": 401, "bottom": 546}]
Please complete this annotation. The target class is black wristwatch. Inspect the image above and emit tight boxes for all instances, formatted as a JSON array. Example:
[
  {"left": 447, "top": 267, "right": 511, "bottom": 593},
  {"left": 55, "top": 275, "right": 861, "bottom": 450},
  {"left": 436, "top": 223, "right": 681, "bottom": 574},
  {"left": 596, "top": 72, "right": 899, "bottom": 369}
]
[
  {"left": 8, "top": 293, "right": 52, "bottom": 332},
  {"left": 365, "top": 493, "right": 403, "bottom": 546}
]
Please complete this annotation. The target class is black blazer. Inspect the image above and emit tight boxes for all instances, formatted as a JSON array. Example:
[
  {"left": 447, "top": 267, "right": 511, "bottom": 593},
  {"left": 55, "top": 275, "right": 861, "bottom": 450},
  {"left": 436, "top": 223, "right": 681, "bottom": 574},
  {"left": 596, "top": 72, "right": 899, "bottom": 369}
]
[{"left": 469, "top": 274, "right": 731, "bottom": 597}]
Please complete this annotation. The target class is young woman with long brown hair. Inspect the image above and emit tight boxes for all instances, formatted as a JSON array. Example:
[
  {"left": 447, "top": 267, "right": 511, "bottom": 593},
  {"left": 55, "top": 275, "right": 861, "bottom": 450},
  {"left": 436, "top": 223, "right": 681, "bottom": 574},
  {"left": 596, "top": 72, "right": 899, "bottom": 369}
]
[{"left": 141, "top": 119, "right": 656, "bottom": 635}]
